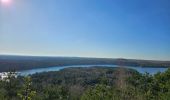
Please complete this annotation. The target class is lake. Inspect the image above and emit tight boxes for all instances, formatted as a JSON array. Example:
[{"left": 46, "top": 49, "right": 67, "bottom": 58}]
[{"left": 19, "top": 65, "right": 168, "bottom": 76}]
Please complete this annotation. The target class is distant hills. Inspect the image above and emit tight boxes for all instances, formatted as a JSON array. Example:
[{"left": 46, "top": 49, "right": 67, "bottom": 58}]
[{"left": 0, "top": 55, "right": 170, "bottom": 72}]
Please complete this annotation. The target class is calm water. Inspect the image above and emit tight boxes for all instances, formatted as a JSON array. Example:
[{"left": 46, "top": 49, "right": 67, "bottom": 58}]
[{"left": 19, "top": 65, "right": 168, "bottom": 76}]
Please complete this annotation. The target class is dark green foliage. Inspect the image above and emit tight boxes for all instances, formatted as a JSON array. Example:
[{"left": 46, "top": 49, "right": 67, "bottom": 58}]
[
  {"left": 0, "top": 67, "right": 170, "bottom": 100},
  {"left": 0, "top": 72, "right": 20, "bottom": 100},
  {"left": 43, "top": 85, "right": 69, "bottom": 100},
  {"left": 18, "top": 76, "right": 36, "bottom": 100},
  {"left": 82, "top": 68, "right": 170, "bottom": 100},
  {"left": 81, "top": 84, "right": 113, "bottom": 100}
]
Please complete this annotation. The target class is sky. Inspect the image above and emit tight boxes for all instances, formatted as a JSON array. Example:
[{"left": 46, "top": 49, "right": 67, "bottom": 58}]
[{"left": 0, "top": 0, "right": 170, "bottom": 60}]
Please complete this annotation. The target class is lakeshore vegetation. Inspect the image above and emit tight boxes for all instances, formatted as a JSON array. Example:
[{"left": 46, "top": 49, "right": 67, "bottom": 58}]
[{"left": 0, "top": 55, "right": 170, "bottom": 72}]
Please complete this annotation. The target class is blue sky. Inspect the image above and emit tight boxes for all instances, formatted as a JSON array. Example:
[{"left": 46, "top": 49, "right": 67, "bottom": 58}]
[{"left": 0, "top": 0, "right": 170, "bottom": 60}]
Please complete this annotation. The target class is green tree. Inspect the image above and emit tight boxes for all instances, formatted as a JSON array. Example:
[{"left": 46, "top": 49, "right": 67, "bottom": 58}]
[
  {"left": 18, "top": 76, "right": 36, "bottom": 100},
  {"left": 3, "top": 71, "right": 20, "bottom": 100},
  {"left": 0, "top": 88, "right": 7, "bottom": 100},
  {"left": 44, "top": 85, "right": 69, "bottom": 100},
  {"left": 81, "top": 84, "right": 113, "bottom": 100}
]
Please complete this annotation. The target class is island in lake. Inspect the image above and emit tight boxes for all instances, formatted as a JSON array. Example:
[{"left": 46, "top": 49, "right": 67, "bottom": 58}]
[{"left": 0, "top": 55, "right": 170, "bottom": 72}]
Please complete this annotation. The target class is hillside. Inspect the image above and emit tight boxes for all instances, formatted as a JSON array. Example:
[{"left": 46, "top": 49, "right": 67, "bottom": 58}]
[{"left": 0, "top": 55, "right": 170, "bottom": 72}]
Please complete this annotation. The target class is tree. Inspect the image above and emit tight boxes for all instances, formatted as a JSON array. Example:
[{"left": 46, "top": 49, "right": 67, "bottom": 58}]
[
  {"left": 44, "top": 85, "right": 69, "bottom": 100},
  {"left": 18, "top": 76, "right": 36, "bottom": 100},
  {"left": 3, "top": 71, "right": 20, "bottom": 100}
]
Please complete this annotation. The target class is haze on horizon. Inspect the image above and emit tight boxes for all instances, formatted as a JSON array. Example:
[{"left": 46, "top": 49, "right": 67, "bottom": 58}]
[{"left": 0, "top": 0, "right": 170, "bottom": 61}]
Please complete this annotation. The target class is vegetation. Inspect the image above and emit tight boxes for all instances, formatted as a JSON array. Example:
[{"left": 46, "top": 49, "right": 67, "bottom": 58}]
[
  {"left": 0, "top": 67, "right": 170, "bottom": 100},
  {"left": 18, "top": 77, "right": 36, "bottom": 100},
  {"left": 0, "top": 55, "right": 170, "bottom": 72}
]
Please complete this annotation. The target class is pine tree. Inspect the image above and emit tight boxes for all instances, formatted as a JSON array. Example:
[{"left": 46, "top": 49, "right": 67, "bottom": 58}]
[{"left": 18, "top": 76, "right": 36, "bottom": 100}]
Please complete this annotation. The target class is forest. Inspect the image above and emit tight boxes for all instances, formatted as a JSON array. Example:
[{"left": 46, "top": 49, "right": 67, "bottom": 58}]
[
  {"left": 0, "top": 55, "right": 170, "bottom": 72},
  {"left": 0, "top": 67, "right": 170, "bottom": 100}
]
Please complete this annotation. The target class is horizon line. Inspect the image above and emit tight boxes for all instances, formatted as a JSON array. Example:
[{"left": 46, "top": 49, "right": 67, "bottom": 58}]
[{"left": 0, "top": 53, "right": 169, "bottom": 62}]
